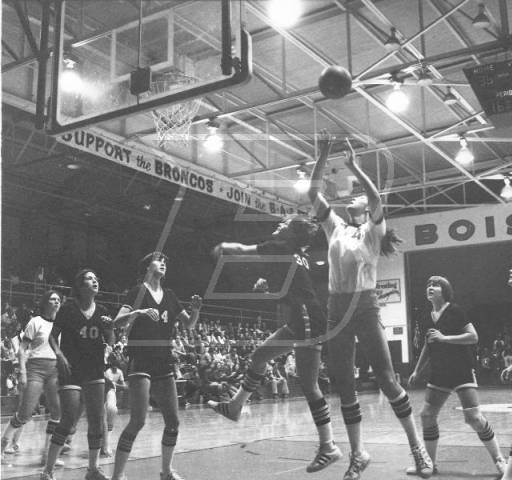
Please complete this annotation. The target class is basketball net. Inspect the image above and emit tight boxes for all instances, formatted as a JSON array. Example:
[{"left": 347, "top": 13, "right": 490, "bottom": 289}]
[{"left": 144, "top": 72, "right": 202, "bottom": 148}]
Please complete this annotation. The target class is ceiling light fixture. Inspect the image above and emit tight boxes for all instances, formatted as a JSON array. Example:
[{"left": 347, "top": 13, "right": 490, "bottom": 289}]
[
  {"left": 455, "top": 136, "right": 474, "bottom": 165},
  {"left": 268, "top": 0, "right": 302, "bottom": 28},
  {"left": 384, "top": 27, "right": 401, "bottom": 52},
  {"left": 61, "top": 51, "right": 83, "bottom": 93},
  {"left": 443, "top": 87, "right": 458, "bottom": 105},
  {"left": 294, "top": 166, "right": 310, "bottom": 193},
  {"left": 204, "top": 119, "right": 224, "bottom": 153},
  {"left": 472, "top": 2, "right": 490, "bottom": 28},
  {"left": 386, "top": 82, "right": 409, "bottom": 113},
  {"left": 417, "top": 67, "right": 433, "bottom": 87},
  {"left": 500, "top": 177, "right": 512, "bottom": 202}
]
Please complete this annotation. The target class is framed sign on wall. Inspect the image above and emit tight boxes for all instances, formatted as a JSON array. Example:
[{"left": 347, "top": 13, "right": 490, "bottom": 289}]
[{"left": 376, "top": 279, "right": 401, "bottom": 304}]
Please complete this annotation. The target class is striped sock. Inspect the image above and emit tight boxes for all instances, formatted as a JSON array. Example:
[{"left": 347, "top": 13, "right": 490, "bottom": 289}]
[
  {"left": 341, "top": 402, "right": 362, "bottom": 425},
  {"left": 478, "top": 421, "right": 494, "bottom": 441},
  {"left": 162, "top": 428, "right": 178, "bottom": 447},
  {"left": 423, "top": 424, "right": 439, "bottom": 441},
  {"left": 87, "top": 432, "right": 102, "bottom": 450},
  {"left": 46, "top": 420, "right": 59, "bottom": 436},
  {"left": 117, "top": 430, "right": 137, "bottom": 453},
  {"left": 390, "top": 392, "right": 412, "bottom": 419},
  {"left": 308, "top": 397, "right": 333, "bottom": 445}
]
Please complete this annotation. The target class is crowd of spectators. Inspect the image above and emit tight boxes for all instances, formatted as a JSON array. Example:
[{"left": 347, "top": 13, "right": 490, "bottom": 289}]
[{"left": 476, "top": 325, "right": 512, "bottom": 385}]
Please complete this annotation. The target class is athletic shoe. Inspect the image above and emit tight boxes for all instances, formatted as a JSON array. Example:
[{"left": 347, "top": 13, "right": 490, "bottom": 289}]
[
  {"left": 40, "top": 472, "right": 56, "bottom": 480},
  {"left": 85, "top": 467, "right": 110, "bottom": 480},
  {"left": 306, "top": 444, "right": 342, "bottom": 472},
  {"left": 410, "top": 445, "right": 433, "bottom": 479},
  {"left": 40, "top": 455, "right": 65, "bottom": 467},
  {"left": 4, "top": 443, "right": 20, "bottom": 454},
  {"left": 406, "top": 464, "right": 438, "bottom": 475},
  {"left": 60, "top": 443, "right": 72, "bottom": 455},
  {"left": 496, "top": 456, "right": 507, "bottom": 476},
  {"left": 207, "top": 401, "right": 241, "bottom": 421},
  {"left": 343, "top": 451, "right": 371, "bottom": 480},
  {"left": 160, "top": 471, "right": 185, "bottom": 480},
  {"left": 100, "top": 448, "right": 113, "bottom": 457}
]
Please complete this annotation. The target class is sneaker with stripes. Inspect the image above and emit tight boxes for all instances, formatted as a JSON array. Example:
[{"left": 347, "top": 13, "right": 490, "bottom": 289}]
[
  {"left": 207, "top": 401, "right": 241, "bottom": 422},
  {"left": 306, "top": 444, "right": 342, "bottom": 472}
]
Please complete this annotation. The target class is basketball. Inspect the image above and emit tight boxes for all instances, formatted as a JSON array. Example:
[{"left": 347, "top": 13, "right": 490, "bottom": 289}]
[{"left": 318, "top": 66, "right": 352, "bottom": 99}]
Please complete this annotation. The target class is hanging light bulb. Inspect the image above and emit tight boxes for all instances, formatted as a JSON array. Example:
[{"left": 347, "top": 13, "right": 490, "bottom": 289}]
[
  {"left": 416, "top": 67, "right": 433, "bottom": 87},
  {"left": 268, "top": 0, "right": 302, "bottom": 28},
  {"left": 472, "top": 2, "right": 490, "bottom": 28},
  {"left": 500, "top": 177, "right": 512, "bottom": 202},
  {"left": 384, "top": 27, "right": 401, "bottom": 52},
  {"left": 455, "top": 136, "right": 474, "bottom": 165},
  {"left": 443, "top": 87, "right": 458, "bottom": 105},
  {"left": 204, "top": 119, "right": 224, "bottom": 152},
  {"left": 294, "top": 167, "right": 310, "bottom": 193},
  {"left": 386, "top": 83, "right": 409, "bottom": 113}
]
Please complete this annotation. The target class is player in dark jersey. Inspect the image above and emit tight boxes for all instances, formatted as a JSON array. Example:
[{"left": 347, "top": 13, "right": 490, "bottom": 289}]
[
  {"left": 41, "top": 269, "right": 114, "bottom": 480},
  {"left": 408, "top": 276, "right": 506, "bottom": 477},
  {"left": 111, "top": 252, "right": 202, "bottom": 480},
  {"left": 208, "top": 215, "right": 341, "bottom": 473}
]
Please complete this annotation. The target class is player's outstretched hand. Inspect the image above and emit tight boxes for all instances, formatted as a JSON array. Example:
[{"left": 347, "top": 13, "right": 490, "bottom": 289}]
[
  {"left": 318, "top": 129, "right": 334, "bottom": 154},
  {"left": 139, "top": 308, "right": 159, "bottom": 322},
  {"left": 190, "top": 295, "right": 202, "bottom": 311}
]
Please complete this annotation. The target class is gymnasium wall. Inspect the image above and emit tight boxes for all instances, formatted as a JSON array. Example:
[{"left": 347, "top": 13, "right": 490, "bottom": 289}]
[{"left": 379, "top": 203, "right": 512, "bottom": 364}]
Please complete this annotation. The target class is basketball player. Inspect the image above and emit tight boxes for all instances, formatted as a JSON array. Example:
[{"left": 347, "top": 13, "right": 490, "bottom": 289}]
[
  {"left": 111, "top": 252, "right": 202, "bottom": 480},
  {"left": 41, "top": 270, "right": 114, "bottom": 480},
  {"left": 408, "top": 276, "right": 506, "bottom": 477},
  {"left": 308, "top": 132, "right": 433, "bottom": 480},
  {"left": 208, "top": 214, "right": 342, "bottom": 473},
  {"left": 2, "top": 291, "right": 63, "bottom": 467}
]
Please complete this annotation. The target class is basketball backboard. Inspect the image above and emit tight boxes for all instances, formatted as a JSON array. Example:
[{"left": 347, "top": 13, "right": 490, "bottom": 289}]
[{"left": 46, "top": 0, "right": 251, "bottom": 134}]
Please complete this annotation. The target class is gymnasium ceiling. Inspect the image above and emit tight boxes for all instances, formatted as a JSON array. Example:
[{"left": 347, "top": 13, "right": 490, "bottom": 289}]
[{"left": 2, "top": 0, "right": 512, "bottom": 242}]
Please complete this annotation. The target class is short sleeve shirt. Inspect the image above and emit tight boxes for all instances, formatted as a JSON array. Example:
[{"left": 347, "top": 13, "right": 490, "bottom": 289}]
[
  {"left": 52, "top": 301, "right": 110, "bottom": 373},
  {"left": 426, "top": 303, "right": 475, "bottom": 374},
  {"left": 321, "top": 209, "right": 385, "bottom": 293},
  {"left": 24, "top": 316, "right": 56, "bottom": 360},
  {"left": 124, "top": 284, "right": 184, "bottom": 361},
  {"left": 256, "top": 239, "right": 318, "bottom": 306}
]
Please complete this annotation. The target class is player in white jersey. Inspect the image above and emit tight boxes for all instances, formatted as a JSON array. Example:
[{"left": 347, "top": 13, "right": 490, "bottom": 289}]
[{"left": 308, "top": 132, "right": 432, "bottom": 480}]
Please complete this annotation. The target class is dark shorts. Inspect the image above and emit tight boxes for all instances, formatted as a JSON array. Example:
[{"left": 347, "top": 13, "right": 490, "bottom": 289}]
[
  {"left": 128, "top": 356, "right": 174, "bottom": 380},
  {"left": 428, "top": 368, "right": 478, "bottom": 392},
  {"left": 278, "top": 302, "right": 327, "bottom": 342},
  {"left": 59, "top": 361, "right": 105, "bottom": 390},
  {"left": 327, "top": 290, "right": 381, "bottom": 337}
]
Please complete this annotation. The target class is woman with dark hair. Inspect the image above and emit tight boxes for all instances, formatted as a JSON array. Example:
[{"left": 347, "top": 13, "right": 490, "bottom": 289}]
[
  {"left": 308, "top": 132, "right": 432, "bottom": 480},
  {"left": 111, "top": 252, "right": 202, "bottom": 480},
  {"left": 208, "top": 214, "right": 342, "bottom": 473},
  {"left": 40, "top": 270, "right": 114, "bottom": 480},
  {"left": 1, "top": 291, "right": 62, "bottom": 466},
  {"left": 408, "top": 275, "right": 505, "bottom": 477}
]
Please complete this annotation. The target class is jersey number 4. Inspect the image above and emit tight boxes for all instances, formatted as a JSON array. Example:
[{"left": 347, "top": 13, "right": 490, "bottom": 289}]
[{"left": 79, "top": 325, "right": 100, "bottom": 339}]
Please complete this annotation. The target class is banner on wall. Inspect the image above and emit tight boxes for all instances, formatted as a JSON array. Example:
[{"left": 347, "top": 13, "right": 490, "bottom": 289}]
[{"left": 57, "top": 129, "right": 298, "bottom": 217}]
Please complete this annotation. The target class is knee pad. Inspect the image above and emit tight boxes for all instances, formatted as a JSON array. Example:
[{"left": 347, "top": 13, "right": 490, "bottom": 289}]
[
  {"left": 10, "top": 413, "right": 26, "bottom": 429},
  {"left": 118, "top": 430, "right": 137, "bottom": 453},
  {"left": 341, "top": 402, "right": 362, "bottom": 425},
  {"left": 463, "top": 407, "right": 492, "bottom": 438},
  {"left": 52, "top": 425, "right": 71, "bottom": 446},
  {"left": 390, "top": 391, "right": 412, "bottom": 419},
  {"left": 162, "top": 427, "right": 178, "bottom": 447}
]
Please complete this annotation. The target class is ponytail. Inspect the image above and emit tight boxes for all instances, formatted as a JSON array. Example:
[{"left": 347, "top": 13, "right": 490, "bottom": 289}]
[{"left": 380, "top": 227, "right": 403, "bottom": 257}]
